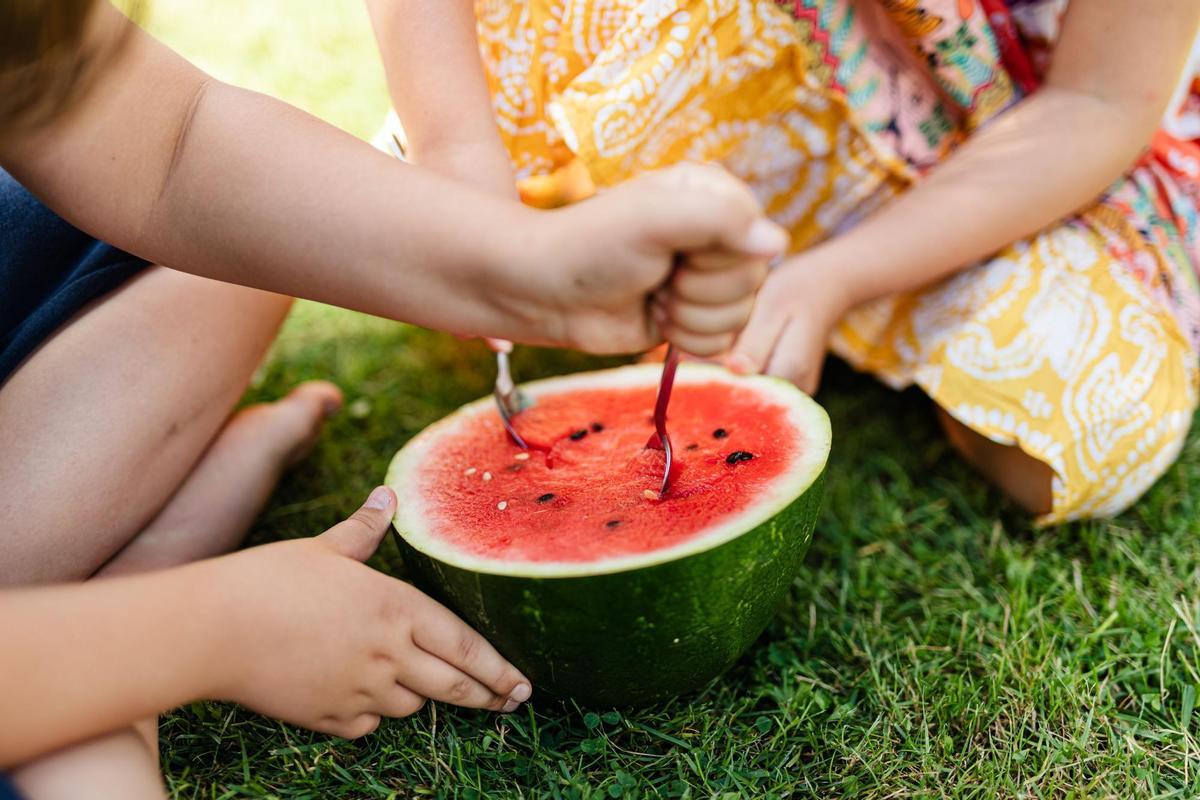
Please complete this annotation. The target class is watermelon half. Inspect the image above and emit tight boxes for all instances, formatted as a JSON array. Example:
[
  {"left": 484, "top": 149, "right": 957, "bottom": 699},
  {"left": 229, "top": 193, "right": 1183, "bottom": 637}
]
[{"left": 386, "top": 363, "right": 829, "bottom": 706}]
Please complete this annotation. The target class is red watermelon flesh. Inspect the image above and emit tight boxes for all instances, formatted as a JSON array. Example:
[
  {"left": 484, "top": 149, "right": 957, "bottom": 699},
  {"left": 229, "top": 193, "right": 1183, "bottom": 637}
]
[{"left": 416, "top": 380, "right": 801, "bottom": 564}]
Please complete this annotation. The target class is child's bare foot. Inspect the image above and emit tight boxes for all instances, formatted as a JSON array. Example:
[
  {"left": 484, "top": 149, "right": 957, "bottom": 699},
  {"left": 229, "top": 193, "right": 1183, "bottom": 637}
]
[
  {"left": 228, "top": 380, "right": 343, "bottom": 469},
  {"left": 98, "top": 381, "right": 343, "bottom": 578}
]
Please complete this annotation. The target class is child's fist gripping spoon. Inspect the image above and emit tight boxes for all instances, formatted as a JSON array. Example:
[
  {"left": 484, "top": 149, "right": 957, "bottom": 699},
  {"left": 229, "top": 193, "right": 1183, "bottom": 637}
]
[{"left": 488, "top": 164, "right": 786, "bottom": 478}]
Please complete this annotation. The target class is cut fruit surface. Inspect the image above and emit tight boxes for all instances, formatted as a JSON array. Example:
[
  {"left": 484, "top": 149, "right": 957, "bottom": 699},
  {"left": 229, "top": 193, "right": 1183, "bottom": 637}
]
[
  {"left": 386, "top": 363, "right": 830, "bottom": 704},
  {"left": 389, "top": 365, "right": 828, "bottom": 578}
]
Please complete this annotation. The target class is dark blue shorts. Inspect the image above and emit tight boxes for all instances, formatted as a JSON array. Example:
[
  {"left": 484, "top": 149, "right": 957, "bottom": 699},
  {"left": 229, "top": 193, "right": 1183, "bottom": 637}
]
[
  {"left": 0, "top": 168, "right": 151, "bottom": 384},
  {"left": 0, "top": 774, "right": 21, "bottom": 800}
]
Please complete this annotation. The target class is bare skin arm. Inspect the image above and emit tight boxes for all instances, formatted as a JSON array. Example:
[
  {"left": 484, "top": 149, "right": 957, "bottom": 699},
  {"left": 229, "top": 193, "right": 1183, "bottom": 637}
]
[
  {"left": 366, "top": 0, "right": 515, "bottom": 194},
  {"left": 0, "top": 553, "right": 242, "bottom": 767},
  {"left": 730, "top": 0, "right": 1200, "bottom": 388},
  {"left": 0, "top": 5, "right": 536, "bottom": 339},
  {"left": 0, "top": 4, "right": 783, "bottom": 357},
  {"left": 0, "top": 489, "right": 533, "bottom": 768}
]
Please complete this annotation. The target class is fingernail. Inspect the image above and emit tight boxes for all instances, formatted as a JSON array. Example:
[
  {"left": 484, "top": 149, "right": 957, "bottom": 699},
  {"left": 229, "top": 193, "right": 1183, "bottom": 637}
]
[
  {"left": 509, "top": 683, "right": 532, "bottom": 703},
  {"left": 743, "top": 219, "right": 788, "bottom": 256},
  {"left": 322, "top": 396, "right": 343, "bottom": 417},
  {"left": 501, "top": 699, "right": 519, "bottom": 713},
  {"left": 364, "top": 486, "right": 394, "bottom": 511}
]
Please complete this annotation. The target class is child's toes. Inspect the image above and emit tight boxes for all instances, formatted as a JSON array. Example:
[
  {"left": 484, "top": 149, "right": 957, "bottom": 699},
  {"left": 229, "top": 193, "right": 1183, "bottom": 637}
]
[
  {"left": 287, "top": 380, "right": 344, "bottom": 419},
  {"left": 261, "top": 380, "right": 343, "bottom": 467},
  {"left": 230, "top": 379, "right": 340, "bottom": 465}
]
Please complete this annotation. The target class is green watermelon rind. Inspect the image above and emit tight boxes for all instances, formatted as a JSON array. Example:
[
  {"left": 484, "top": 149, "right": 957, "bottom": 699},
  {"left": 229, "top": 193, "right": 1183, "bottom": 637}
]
[{"left": 385, "top": 364, "right": 829, "bottom": 706}]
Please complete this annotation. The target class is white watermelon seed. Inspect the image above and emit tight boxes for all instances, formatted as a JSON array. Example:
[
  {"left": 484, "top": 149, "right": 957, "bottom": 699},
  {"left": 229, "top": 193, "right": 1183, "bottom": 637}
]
[
  {"left": 642, "top": 489, "right": 659, "bottom": 501},
  {"left": 497, "top": 500, "right": 508, "bottom": 511},
  {"left": 514, "top": 452, "right": 530, "bottom": 461},
  {"left": 464, "top": 467, "right": 477, "bottom": 476},
  {"left": 483, "top": 471, "right": 493, "bottom": 481}
]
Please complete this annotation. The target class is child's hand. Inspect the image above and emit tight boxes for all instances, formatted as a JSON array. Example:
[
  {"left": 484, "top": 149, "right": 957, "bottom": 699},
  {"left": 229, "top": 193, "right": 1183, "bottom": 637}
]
[
  {"left": 522, "top": 164, "right": 787, "bottom": 356},
  {"left": 724, "top": 250, "right": 854, "bottom": 394},
  {"left": 209, "top": 487, "right": 530, "bottom": 739}
]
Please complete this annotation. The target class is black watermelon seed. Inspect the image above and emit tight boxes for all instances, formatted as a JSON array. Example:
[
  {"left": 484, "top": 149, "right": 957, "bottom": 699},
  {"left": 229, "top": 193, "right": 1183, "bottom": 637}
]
[
  {"left": 686, "top": 443, "right": 699, "bottom": 451},
  {"left": 713, "top": 428, "right": 728, "bottom": 439},
  {"left": 590, "top": 422, "right": 605, "bottom": 433},
  {"left": 725, "top": 450, "right": 755, "bottom": 464},
  {"left": 536, "top": 493, "right": 556, "bottom": 504},
  {"left": 569, "top": 429, "right": 588, "bottom": 441},
  {"left": 505, "top": 463, "right": 524, "bottom": 473},
  {"left": 605, "top": 519, "right": 622, "bottom": 528}
]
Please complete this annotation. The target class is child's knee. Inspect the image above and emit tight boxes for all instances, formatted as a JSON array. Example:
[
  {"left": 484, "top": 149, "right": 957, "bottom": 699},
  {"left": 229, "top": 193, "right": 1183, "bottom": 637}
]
[{"left": 936, "top": 407, "right": 1054, "bottom": 515}]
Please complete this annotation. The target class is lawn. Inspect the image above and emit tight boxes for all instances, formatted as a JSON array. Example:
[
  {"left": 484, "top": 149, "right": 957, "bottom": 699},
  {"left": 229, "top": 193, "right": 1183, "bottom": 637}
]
[{"left": 148, "top": 3, "right": 1200, "bottom": 797}]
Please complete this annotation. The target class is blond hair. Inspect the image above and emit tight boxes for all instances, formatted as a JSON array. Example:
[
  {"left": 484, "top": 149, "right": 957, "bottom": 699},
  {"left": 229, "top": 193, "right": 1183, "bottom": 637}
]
[{"left": 0, "top": 0, "right": 143, "bottom": 133}]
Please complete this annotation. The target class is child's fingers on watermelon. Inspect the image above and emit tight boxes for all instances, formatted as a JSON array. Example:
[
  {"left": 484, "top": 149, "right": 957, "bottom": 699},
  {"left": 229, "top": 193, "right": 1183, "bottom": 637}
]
[
  {"left": 763, "top": 319, "right": 825, "bottom": 394},
  {"left": 317, "top": 486, "right": 396, "bottom": 561},
  {"left": 408, "top": 599, "right": 531, "bottom": 705},
  {"left": 398, "top": 649, "right": 517, "bottom": 711},
  {"left": 334, "top": 713, "right": 381, "bottom": 740},
  {"left": 726, "top": 305, "right": 786, "bottom": 376},
  {"left": 373, "top": 684, "right": 427, "bottom": 719}
]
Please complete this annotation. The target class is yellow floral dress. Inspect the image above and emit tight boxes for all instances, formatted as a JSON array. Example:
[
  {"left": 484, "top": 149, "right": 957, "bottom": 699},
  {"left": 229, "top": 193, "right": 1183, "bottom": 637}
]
[{"left": 460, "top": 0, "right": 1200, "bottom": 523}]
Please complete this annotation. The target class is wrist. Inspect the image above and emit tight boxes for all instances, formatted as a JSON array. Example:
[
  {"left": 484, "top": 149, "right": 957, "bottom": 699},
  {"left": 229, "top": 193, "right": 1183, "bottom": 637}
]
[
  {"left": 794, "top": 237, "right": 879, "bottom": 311},
  {"left": 775, "top": 245, "right": 858, "bottom": 322},
  {"left": 476, "top": 207, "right": 567, "bottom": 345},
  {"left": 174, "top": 554, "right": 259, "bottom": 703}
]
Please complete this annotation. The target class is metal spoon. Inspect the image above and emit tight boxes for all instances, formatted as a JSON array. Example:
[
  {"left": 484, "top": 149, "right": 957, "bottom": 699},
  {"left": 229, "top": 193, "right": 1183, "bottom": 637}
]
[
  {"left": 646, "top": 344, "right": 681, "bottom": 495},
  {"left": 492, "top": 343, "right": 531, "bottom": 449}
]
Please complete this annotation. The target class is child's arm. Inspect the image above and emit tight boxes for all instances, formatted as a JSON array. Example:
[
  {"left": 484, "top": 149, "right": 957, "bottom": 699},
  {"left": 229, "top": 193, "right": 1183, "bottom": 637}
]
[
  {"left": 365, "top": 0, "right": 515, "bottom": 196},
  {"left": 730, "top": 0, "right": 1200, "bottom": 388},
  {"left": 0, "top": 4, "right": 531, "bottom": 341},
  {"left": 0, "top": 489, "right": 529, "bottom": 768},
  {"left": 1, "top": 4, "right": 780, "bottom": 358}
]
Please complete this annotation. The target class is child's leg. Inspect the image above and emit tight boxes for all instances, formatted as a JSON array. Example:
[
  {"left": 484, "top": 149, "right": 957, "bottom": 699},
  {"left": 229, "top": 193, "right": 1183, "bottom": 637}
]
[
  {"left": 96, "top": 379, "right": 340, "bottom": 577},
  {"left": 3, "top": 266, "right": 344, "bottom": 797},
  {"left": 10, "top": 381, "right": 342, "bottom": 799},
  {"left": 0, "top": 266, "right": 305, "bottom": 584},
  {"left": 936, "top": 408, "right": 1054, "bottom": 515},
  {"left": 9, "top": 386, "right": 345, "bottom": 798},
  {"left": 11, "top": 382, "right": 345, "bottom": 798},
  {"left": 833, "top": 220, "right": 1197, "bottom": 523},
  {"left": 12, "top": 723, "right": 164, "bottom": 800}
]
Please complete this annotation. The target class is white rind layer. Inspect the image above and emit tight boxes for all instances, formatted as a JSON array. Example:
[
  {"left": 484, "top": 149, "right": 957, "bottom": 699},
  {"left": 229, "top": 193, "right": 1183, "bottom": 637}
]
[{"left": 386, "top": 363, "right": 830, "bottom": 579}]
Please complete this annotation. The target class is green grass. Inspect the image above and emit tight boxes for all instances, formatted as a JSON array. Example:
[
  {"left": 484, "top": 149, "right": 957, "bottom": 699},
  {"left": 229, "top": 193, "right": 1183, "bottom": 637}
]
[
  {"left": 149, "top": 4, "right": 1200, "bottom": 797},
  {"left": 145, "top": 0, "right": 390, "bottom": 141}
]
